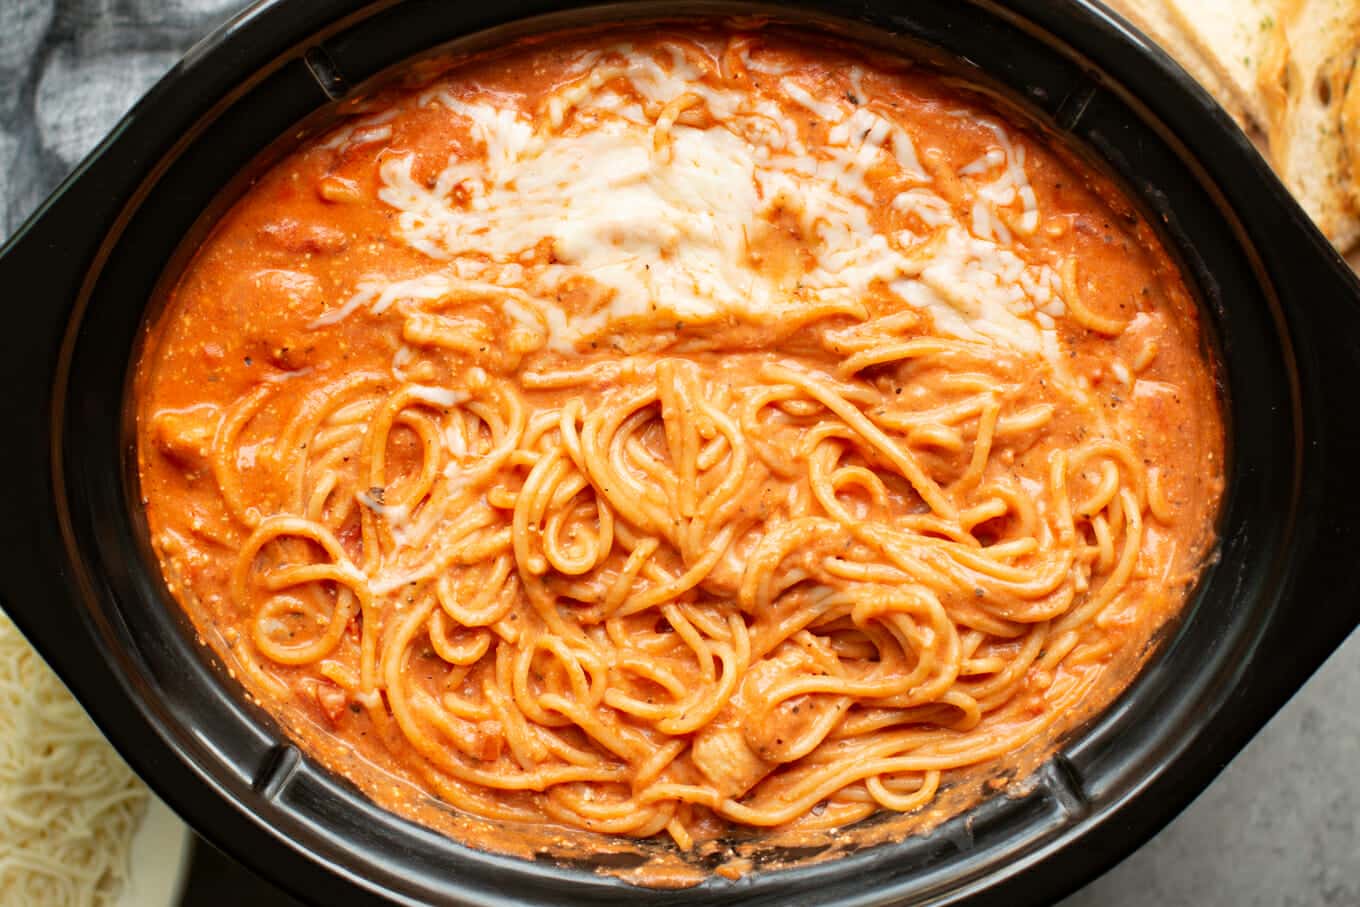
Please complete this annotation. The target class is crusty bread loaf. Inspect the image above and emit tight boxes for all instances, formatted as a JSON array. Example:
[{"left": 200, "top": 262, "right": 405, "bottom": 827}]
[
  {"left": 1104, "top": 0, "right": 1360, "bottom": 252},
  {"left": 1164, "top": 0, "right": 1276, "bottom": 128},
  {"left": 1338, "top": 17, "right": 1360, "bottom": 217},
  {"left": 1258, "top": 0, "right": 1360, "bottom": 249},
  {"left": 1099, "top": 0, "right": 1251, "bottom": 126}
]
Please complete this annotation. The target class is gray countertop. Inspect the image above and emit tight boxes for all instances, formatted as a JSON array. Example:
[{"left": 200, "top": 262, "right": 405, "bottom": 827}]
[{"left": 4, "top": 1, "right": 1357, "bottom": 904}]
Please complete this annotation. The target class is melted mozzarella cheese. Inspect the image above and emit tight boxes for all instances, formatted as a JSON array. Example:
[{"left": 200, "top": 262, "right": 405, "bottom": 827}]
[{"left": 366, "top": 45, "right": 1065, "bottom": 354}]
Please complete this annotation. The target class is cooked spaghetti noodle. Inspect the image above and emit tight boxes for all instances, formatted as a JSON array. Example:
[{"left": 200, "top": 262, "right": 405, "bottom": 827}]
[
  {"left": 0, "top": 613, "right": 148, "bottom": 904},
  {"left": 136, "top": 26, "right": 1224, "bottom": 869}
]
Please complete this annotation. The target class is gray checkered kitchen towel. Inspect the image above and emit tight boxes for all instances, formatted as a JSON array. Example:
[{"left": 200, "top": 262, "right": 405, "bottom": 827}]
[{"left": 0, "top": 0, "right": 251, "bottom": 241}]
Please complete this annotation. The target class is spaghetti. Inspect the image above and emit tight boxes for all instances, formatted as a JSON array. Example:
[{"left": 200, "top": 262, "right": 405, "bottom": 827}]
[
  {"left": 136, "top": 26, "right": 1224, "bottom": 867},
  {"left": 0, "top": 613, "right": 149, "bottom": 904}
]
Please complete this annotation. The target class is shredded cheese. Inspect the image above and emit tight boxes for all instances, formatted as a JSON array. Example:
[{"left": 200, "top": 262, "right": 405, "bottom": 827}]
[{"left": 351, "top": 44, "right": 1068, "bottom": 354}]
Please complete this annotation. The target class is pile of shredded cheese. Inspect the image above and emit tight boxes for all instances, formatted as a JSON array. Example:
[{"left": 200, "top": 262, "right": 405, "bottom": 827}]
[
  {"left": 0, "top": 612, "right": 148, "bottom": 906},
  {"left": 364, "top": 44, "right": 1066, "bottom": 357}
]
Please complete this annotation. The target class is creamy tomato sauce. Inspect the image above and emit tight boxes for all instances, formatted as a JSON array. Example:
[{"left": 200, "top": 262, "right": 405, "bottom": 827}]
[{"left": 136, "top": 25, "right": 1223, "bottom": 880}]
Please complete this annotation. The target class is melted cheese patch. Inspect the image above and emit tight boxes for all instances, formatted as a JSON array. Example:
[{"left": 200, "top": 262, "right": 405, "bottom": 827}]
[{"left": 368, "top": 46, "right": 1063, "bottom": 354}]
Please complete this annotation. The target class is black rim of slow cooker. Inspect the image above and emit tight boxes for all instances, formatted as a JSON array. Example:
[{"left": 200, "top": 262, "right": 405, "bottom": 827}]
[{"left": 1, "top": 1, "right": 1358, "bottom": 905}]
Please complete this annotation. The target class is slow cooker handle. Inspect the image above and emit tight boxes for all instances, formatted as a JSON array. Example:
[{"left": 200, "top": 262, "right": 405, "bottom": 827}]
[
  {"left": 0, "top": 173, "right": 119, "bottom": 684},
  {"left": 1249, "top": 219, "right": 1360, "bottom": 702}
]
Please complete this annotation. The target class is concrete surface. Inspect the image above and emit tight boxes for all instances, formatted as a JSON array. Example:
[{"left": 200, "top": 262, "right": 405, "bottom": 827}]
[{"left": 1061, "top": 629, "right": 1360, "bottom": 907}]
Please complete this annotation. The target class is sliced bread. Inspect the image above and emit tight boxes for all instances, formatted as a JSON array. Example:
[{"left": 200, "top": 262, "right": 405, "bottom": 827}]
[
  {"left": 1164, "top": 0, "right": 1278, "bottom": 129},
  {"left": 1099, "top": 0, "right": 1251, "bottom": 126},
  {"left": 1258, "top": 0, "right": 1360, "bottom": 249}
]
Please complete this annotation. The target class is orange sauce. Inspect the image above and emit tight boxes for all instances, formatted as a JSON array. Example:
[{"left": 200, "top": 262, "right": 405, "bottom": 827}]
[{"left": 136, "top": 25, "right": 1223, "bottom": 881}]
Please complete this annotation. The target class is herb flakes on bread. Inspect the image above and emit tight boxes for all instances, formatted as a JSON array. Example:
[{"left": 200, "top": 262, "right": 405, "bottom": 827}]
[
  {"left": 1101, "top": 0, "right": 1360, "bottom": 252},
  {"left": 1100, "top": 0, "right": 1253, "bottom": 126},
  {"left": 1164, "top": 0, "right": 1277, "bottom": 128}
]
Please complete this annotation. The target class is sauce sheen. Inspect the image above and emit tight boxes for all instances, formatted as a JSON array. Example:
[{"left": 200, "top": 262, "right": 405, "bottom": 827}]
[{"left": 136, "top": 25, "right": 1224, "bottom": 879}]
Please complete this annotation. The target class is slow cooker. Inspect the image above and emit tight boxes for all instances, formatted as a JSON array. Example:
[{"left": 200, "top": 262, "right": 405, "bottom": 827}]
[{"left": 0, "top": 1, "right": 1357, "bottom": 904}]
